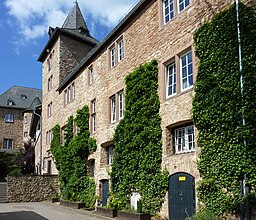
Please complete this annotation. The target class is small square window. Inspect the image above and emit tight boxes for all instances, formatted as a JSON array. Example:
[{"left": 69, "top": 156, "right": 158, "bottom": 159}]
[
  {"left": 173, "top": 125, "right": 195, "bottom": 154},
  {"left": 3, "top": 138, "right": 13, "bottom": 149},
  {"left": 5, "top": 114, "right": 14, "bottom": 123},
  {"left": 178, "top": 0, "right": 190, "bottom": 12}
]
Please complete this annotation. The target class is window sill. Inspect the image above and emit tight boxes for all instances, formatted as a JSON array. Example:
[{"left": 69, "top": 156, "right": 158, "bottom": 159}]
[
  {"left": 164, "top": 87, "right": 193, "bottom": 102},
  {"left": 174, "top": 150, "right": 196, "bottom": 155}
]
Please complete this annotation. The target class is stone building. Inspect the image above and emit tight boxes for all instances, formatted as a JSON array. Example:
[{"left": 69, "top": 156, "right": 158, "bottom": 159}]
[
  {"left": 38, "top": 0, "right": 255, "bottom": 219},
  {"left": 0, "top": 86, "right": 41, "bottom": 152}
]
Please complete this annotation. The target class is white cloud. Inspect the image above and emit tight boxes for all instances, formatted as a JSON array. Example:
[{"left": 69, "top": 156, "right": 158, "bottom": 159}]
[{"left": 4, "top": 0, "right": 139, "bottom": 42}]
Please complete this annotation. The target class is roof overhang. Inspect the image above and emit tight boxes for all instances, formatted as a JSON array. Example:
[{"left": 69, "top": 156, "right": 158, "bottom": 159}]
[{"left": 38, "top": 28, "right": 98, "bottom": 62}]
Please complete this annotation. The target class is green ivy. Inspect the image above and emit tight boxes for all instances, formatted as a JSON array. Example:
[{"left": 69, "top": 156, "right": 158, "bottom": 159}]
[
  {"left": 192, "top": 3, "right": 256, "bottom": 216},
  {"left": 110, "top": 60, "right": 169, "bottom": 214},
  {"left": 51, "top": 105, "right": 97, "bottom": 207}
]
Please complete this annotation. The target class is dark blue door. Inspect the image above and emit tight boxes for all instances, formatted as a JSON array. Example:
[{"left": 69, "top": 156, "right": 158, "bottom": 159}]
[
  {"left": 101, "top": 180, "right": 109, "bottom": 207},
  {"left": 168, "top": 173, "right": 195, "bottom": 220}
]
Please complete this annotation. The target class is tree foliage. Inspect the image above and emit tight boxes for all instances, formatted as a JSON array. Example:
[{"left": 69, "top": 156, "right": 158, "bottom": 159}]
[
  {"left": 51, "top": 105, "right": 97, "bottom": 207},
  {"left": 192, "top": 3, "right": 256, "bottom": 216},
  {"left": 110, "top": 60, "right": 169, "bottom": 214}
]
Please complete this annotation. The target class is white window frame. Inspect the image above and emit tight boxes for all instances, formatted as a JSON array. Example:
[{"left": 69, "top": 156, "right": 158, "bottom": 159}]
[
  {"left": 118, "top": 91, "right": 124, "bottom": 119},
  {"left": 180, "top": 50, "right": 193, "bottom": 91},
  {"left": 48, "top": 75, "right": 53, "bottom": 91},
  {"left": 166, "top": 62, "right": 177, "bottom": 97},
  {"left": 24, "top": 115, "right": 28, "bottom": 124},
  {"left": 107, "top": 145, "right": 114, "bottom": 165},
  {"left": 89, "top": 65, "right": 93, "bottom": 85},
  {"left": 3, "top": 138, "right": 13, "bottom": 149},
  {"left": 5, "top": 114, "right": 14, "bottom": 123},
  {"left": 110, "top": 96, "right": 116, "bottom": 123},
  {"left": 47, "top": 102, "right": 52, "bottom": 117},
  {"left": 163, "top": 0, "right": 174, "bottom": 24},
  {"left": 91, "top": 100, "right": 96, "bottom": 133},
  {"left": 110, "top": 47, "right": 116, "bottom": 68},
  {"left": 118, "top": 40, "right": 124, "bottom": 62},
  {"left": 178, "top": 0, "right": 190, "bottom": 13},
  {"left": 174, "top": 125, "right": 195, "bottom": 154}
]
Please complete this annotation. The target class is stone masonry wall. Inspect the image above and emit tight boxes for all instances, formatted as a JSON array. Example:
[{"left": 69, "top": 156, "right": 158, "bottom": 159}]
[
  {"left": 7, "top": 175, "right": 58, "bottom": 202},
  {"left": 0, "top": 107, "right": 23, "bottom": 150}
]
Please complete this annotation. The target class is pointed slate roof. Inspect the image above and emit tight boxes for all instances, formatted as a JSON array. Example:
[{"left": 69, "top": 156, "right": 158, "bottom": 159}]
[
  {"left": 38, "top": 2, "right": 99, "bottom": 62},
  {"left": 62, "top": 2, "right": 89, "bottom": 33}
]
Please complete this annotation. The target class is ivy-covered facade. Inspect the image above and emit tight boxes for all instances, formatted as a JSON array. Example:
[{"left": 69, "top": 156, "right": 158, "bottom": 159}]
[{"left": 38, "top": 0, "right": 256, "bottom": 219}]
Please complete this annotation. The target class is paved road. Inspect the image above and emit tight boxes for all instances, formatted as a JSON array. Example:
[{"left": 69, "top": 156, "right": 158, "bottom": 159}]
[{"left": 0, "top": 202, "right": 111, "bottom": 220}]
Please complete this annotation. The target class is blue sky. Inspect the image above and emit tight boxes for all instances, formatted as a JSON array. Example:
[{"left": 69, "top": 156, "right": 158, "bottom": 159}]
[{"left": 0, "top": 0, "right": 138, "bottom": 94}]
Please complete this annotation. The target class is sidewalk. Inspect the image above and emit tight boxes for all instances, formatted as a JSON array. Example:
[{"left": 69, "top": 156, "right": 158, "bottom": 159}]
[{"left": 0, "top": 201, "right": 112, "bottom": 220}]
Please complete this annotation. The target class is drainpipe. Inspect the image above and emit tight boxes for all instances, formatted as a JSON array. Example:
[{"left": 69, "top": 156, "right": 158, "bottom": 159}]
[
  {"left": 33, "top": 111, "right": 42, "bottom": 175},
  {"left": 235, "top": 1, "right": 250, "bottom": 220}
]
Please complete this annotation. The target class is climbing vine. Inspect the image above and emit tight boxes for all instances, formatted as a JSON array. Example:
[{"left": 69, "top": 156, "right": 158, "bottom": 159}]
[
  {"left": 110, "top": 60, "right": 169, "bottom": 214},
  {"left": 51, "top": 105, "right": 97, "bottom": 207},
  {"left": 192, "top": 3, "right": 256, "bottom": 216}
]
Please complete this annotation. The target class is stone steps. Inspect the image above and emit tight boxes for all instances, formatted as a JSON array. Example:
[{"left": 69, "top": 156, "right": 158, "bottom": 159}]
[{"left": 0, "top": 183, "right": 7, "bottom": 203}]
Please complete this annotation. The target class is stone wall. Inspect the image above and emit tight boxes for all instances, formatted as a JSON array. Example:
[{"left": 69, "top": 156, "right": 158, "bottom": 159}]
[
  {"left": 0, "top": 107, "right": 24, "bottom": 150},
  {"left": 7, "top": 175, "right": 58, "bottom": 202}
]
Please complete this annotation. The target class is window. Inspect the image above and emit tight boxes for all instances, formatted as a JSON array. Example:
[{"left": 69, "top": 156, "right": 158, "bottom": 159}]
[
  {"left": 24, "top": 115, "right": 28, "bottom": 124},
  {"left": 21, "top": 94, "right": 27, "bottom": 100},
  {"left": 47, "top": 50, "right": 54, "bottom": 71},
  {"left": 164, "top": 0, "right": 174, "bottom": 23},
  {"left": 88, "top": 159, "right": 95, "bottom": 177},
  {"left": 47, "top": 102, "right": 52, "bottom": 117},
  {"left": 173, "top": 125, "right": 195, "bottom": 154},
  {"left": 48, "top": 75, "right": 53, "bottom": 91},
  {"left": 3, "top": 139, "right": 13, "bottom": 149},
  {"left": 110, "top": 96, "right": 116, "bottom": 123},
  {"left": 91, "top": 100, "right": 96, "bottom": 133},
  {"left": 107, "top": 145, "right": 114, "bottom": 165},
  {"left": 109, "top": 90, "right": 125, "bottom": 123},
  {"left": 24, "top": 132, "right": 28, "bottom": 137},
  {"left": 89, "top": 65, "right": 93, "bottom": 85},
  {"left": 109, "top": 36, "right": 125, "bottom": 68},
  {"left": 180, "top": 51, "right": 193, "bottom": 91},
  {"left": 162, "top": 0, "right": 191, "bottom": 24},
  {"left": 118, "top": 40, "right": 124, "bottom": 61},
  {"left": 46, "top": 130, "right": 52, "bottom": 145},
  {"left": 166, "top": 62, "right": 177, "bottom": 97},
  {"left": 5, "top": 114, "right": 14, "bottom": 123},
  {"left": 7, "top": 99, "right": 14, "bottom": 106},
  {"left": 178, "top": 0, "right": 190, "bottom": 12},
  {"left": 164, "top": 49, "right": 193, "bottom": 98},
  {"left": 64, "top": 83, "right": 75, "bottom": 106},
  {"left": 110, "top": 47, "right": 116, "bottom": 68},
  {"left": 118, "top": 91, "right": 124, "bottom": 119}
]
